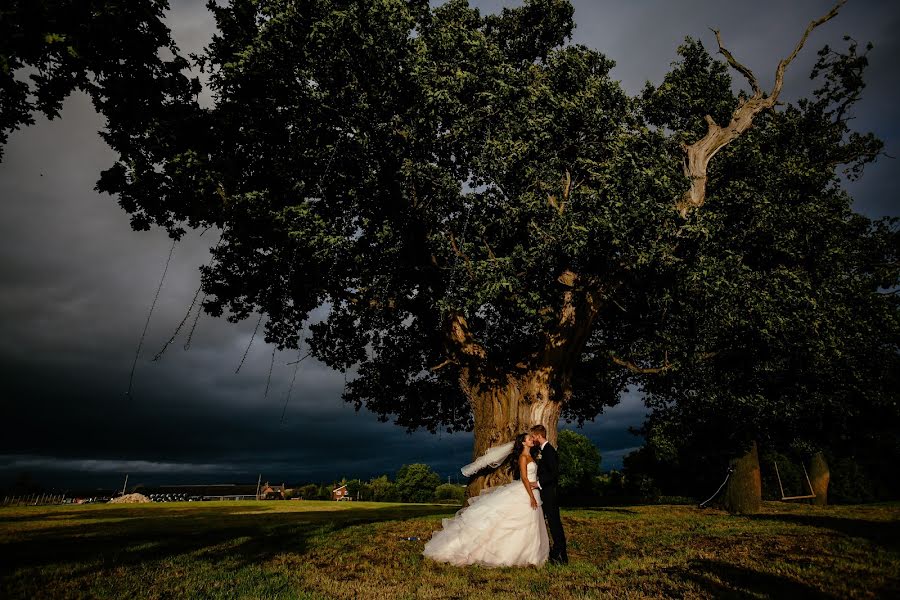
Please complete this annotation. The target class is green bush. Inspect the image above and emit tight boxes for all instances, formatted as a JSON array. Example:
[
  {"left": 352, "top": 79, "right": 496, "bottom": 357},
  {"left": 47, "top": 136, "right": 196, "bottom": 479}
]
[
  {"left": 434, "top": 483, "right": 465, "bottom": 505},
  {"left": 368, "top": 475, "right": 400, "bottom": 502},
  {"left": 395, "top": 464, "right": 441, "bottom": 503},
  {"left": 298, "top": 484, "right": 320, "bottom": 500}
]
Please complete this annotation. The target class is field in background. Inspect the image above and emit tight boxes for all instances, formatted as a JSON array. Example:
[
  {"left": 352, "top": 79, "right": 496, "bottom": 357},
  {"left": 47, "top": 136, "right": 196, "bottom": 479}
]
[{"left": 1, "top": 500, "right": 898, "bottom": 599}]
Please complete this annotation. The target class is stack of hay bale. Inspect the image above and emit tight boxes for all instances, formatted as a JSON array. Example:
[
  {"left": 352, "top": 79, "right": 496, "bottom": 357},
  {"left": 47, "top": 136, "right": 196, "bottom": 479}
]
[{"left": 108, "top": 493, "right": 151, "bottom": 504}]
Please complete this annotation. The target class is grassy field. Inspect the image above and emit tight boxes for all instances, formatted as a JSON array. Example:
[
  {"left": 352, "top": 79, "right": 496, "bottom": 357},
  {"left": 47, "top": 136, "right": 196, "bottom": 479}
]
[{"left": 1, "top": 499, "right": 897, "bottom": 599}]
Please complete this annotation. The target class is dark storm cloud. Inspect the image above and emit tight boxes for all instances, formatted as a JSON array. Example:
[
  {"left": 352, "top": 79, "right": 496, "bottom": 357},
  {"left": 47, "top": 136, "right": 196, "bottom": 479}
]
[{"left": 2, "top": 1, "right": 897, "bottom": 490}]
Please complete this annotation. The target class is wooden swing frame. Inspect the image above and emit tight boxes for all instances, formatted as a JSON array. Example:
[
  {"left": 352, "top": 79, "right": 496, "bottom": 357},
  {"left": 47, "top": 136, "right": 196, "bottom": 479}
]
[{"left": 773, "top": 459, "right": 816, "bottom": 501}]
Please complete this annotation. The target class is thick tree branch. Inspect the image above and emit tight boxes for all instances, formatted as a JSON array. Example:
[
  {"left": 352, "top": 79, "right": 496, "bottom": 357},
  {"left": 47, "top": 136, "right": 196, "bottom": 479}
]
[
  {"left": 540, "top": 270, "right": 607, "bottom": 378},
  {"left": 448, "top": 231, "right": 475, "bottom": 279},
  {"left": 677, "top": 1, "right": 846, "bottom": 217},
  {"left": 429, "top": 358, "right": 456, "bottom": 371},
  {"left": 482, "top": 236, "right": 498, "bottom": 260},
  {"left": 347, "top": 287, "right": 397, "bottom": 310},
  {"left": 608, "top": 350, "right": 719, "bottom": 374},
  {"left": 445, "top": 309, "right": 487, "bottom": 364},
  {"left": 546, "top": 169, "right": 574, "bottom": 215},
  {"left": 609, "top": 353, "right": 672, "bottom": 374}
]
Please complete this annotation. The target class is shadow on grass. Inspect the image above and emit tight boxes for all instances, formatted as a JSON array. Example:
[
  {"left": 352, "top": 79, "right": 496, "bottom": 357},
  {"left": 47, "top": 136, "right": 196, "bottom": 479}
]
[
  {"left": 0, "top": 504, "right": 272, "bottom": 523},
  {"left": 0, "top": 503, "right": 455, "bottom": 578},
  {"left": 671, "top": 558, "right": 837, "bottom": 599},
  {"left": 746, "top": 513, "right": 900, "bottom": 551},
  {"left": 572, "top": 507, "right": 640, "bottom": 516}
]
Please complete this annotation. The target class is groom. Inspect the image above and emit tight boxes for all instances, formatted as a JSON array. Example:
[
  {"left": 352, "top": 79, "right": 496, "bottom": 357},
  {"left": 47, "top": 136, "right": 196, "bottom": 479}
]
[{"left": 529, "top": 424, "right": 568, "bottom": 564}]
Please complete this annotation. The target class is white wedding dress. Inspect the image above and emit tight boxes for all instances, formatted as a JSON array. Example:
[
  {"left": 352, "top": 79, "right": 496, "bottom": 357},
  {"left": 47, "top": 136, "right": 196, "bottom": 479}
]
[{"left": 423, "top": 460, "right": 550, "bottom": 567}]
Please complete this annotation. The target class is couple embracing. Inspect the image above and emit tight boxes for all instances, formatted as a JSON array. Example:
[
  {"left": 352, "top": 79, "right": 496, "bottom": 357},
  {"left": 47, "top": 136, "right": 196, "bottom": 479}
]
[{"left": 423, "top": 424, "right": 568, "bottom": 568}]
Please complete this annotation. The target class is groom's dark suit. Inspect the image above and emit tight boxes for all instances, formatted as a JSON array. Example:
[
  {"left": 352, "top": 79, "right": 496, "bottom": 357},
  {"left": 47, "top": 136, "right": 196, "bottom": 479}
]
[{"left": 534, "top": 441, "right": 568, "bottom": 564}]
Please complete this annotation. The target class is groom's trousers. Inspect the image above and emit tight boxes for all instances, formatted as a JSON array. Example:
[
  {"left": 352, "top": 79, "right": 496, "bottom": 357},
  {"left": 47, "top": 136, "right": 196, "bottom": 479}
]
[{"left": 541, "top": 486, "right": 568, "bottom": 562}]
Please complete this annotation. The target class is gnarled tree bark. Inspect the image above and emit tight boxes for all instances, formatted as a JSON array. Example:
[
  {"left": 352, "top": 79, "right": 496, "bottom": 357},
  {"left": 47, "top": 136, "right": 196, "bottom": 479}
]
[
  {"left": 461, "top": 365, "right": 564, "bottom": 497},
  {"left": 447, "top": 271, "right": 604, "bottom": 497}
]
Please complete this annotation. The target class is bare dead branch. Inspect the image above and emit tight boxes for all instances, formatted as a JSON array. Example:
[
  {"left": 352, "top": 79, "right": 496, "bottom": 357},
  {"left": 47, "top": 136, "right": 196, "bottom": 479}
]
[
  {"left": 677, "top": 1, "right": 847, "bottom": 218},
  {"left": 711, "top": 28, "right": 761, "bottom": 97},
  {"left": 772, "top": 0, "right": 848, "bottom": 99}
]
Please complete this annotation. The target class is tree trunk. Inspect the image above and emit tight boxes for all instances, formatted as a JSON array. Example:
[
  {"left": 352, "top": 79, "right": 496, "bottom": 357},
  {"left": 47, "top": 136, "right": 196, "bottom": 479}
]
[
  {"left": 809, "top": 451, "right": 830, "bottom": 506},
  {"left": 444, "top": 278, "right": 600, "bottom": 499},
  {"left": 723, "top": 440, "right": 762, "bottom": 514},
  {"left": 462, "top": 365, "right": 563, "bottom": 497}
]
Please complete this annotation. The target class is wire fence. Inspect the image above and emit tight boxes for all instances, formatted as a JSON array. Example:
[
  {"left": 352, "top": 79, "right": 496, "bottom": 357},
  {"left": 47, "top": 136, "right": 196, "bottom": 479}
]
[
  {"left": 0, "top": 493, "right": 274, "bottom": 506},
  {"left": 2, "top": 494, "right": 81, "bottom": 506}
]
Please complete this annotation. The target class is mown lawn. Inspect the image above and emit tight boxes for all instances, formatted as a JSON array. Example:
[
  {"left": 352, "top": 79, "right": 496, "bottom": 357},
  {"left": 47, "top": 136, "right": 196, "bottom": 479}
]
[{"left": 0, "top": 499, "right": 897, "bottom": 599}]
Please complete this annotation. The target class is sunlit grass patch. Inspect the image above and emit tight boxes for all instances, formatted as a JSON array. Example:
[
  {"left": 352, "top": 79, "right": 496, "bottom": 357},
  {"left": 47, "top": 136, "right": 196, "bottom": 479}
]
[{"left": 0, "top": 500, "right": 897, "bottom": 599}]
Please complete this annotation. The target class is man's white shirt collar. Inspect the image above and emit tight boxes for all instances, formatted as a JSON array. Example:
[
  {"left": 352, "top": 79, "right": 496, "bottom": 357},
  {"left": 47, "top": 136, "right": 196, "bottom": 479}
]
[{"left": 540, "top": 440, "right": 548, "bottom": 450}]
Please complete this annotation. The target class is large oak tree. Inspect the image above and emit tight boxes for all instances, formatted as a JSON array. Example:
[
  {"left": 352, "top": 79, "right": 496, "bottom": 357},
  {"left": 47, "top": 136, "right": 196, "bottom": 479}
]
[{"left": 2, "top": 0, "right": 895, "bottom": 496}]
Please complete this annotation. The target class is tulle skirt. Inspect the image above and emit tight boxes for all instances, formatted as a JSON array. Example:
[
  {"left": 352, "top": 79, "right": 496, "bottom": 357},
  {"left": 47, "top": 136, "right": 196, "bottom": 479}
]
[{"left": 423, "top": 480, "right": 550, "bottom": 567}]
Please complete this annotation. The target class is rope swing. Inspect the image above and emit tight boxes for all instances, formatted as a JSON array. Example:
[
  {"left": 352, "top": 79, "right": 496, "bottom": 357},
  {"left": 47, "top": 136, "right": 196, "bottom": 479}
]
[
  {"left": 774, "top": 459, "right": 817, "bottom": 501},
  {"left": 698, "top": 465, "right": 735, "bottom": 509}
]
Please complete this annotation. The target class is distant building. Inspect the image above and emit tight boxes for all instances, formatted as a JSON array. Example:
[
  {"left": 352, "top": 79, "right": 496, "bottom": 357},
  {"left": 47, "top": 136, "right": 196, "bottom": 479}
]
[
  {"left": 332, "top": 484, "right": 351, "bottom": 501},
  {"left": 140, "top": 484, "right": 259, "bottom": 500},
  {"left": 259, "top": 482, "right": 286, "bottom": 500}
]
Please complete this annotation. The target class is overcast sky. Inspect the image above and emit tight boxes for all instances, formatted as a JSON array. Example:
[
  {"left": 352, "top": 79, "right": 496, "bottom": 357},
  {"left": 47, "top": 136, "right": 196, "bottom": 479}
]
[{"left": 1, "top": 0, "right": 897, "bottom": 492}]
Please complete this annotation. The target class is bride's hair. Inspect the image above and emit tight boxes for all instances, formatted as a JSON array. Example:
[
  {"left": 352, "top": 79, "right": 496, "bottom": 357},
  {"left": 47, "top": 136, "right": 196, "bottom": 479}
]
[{"left": 508, "top": 432, "right": 529, "bottom": 480}]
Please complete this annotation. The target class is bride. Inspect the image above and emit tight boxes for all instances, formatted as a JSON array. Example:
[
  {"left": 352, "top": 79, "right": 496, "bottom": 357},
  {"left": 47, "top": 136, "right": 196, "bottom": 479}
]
[{"left": 423, "top": 433, "right": 550, "bottom": 567}]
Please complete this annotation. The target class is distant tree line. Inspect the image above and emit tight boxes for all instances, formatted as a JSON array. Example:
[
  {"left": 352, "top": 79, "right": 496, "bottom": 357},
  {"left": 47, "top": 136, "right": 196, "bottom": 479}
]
[
  {"left": 5, "top": 431, "right": 889, "bottom": 506},
  {"left": 283, "top": 430, "right": 606, "bottom": 505},
  {"left": 289, "top": 463, "right": 466, "bottom": 505}
]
